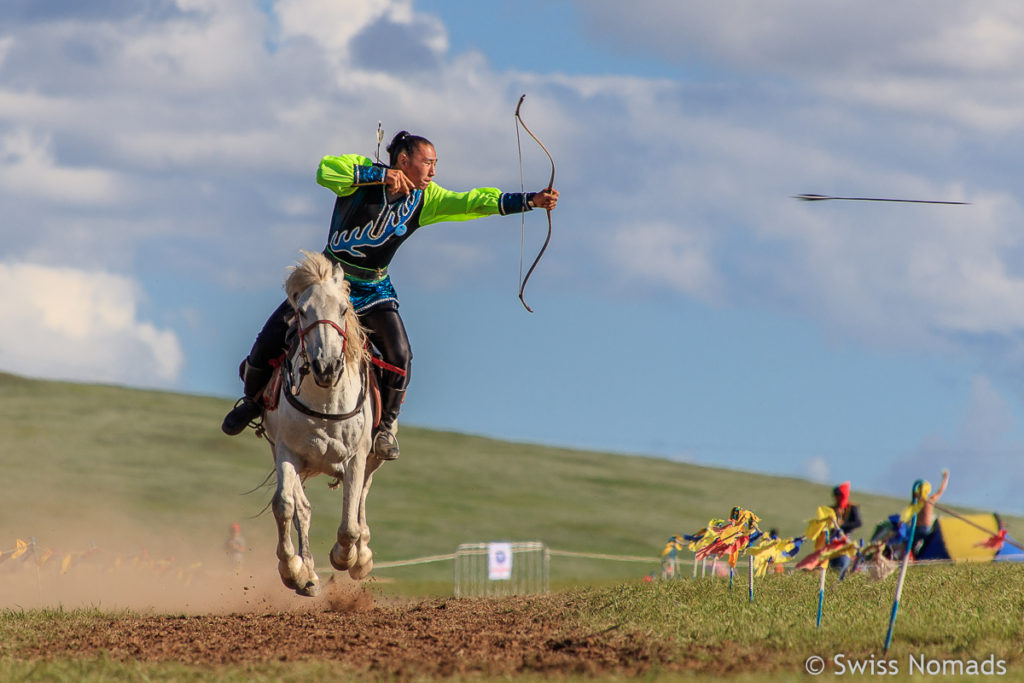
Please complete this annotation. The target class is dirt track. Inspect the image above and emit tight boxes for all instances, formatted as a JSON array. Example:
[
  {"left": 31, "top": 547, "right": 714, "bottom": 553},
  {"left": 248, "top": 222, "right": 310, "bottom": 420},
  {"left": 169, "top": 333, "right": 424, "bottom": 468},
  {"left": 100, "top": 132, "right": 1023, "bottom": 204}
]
[{"left": 9, "top": 586, "right": 679, "bottom": 679}]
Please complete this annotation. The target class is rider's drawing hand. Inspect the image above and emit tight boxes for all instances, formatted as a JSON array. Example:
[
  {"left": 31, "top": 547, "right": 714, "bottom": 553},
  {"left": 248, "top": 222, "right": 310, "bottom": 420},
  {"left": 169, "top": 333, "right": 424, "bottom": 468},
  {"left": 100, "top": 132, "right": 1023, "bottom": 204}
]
[{"left": 385, "top": 168, "right": 416, "bottom": 195}]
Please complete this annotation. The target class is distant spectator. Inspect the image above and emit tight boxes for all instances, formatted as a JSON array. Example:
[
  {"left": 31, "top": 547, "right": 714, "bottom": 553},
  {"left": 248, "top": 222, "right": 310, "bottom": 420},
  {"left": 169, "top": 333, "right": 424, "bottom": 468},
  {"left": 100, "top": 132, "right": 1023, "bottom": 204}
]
[
  {"left": 912, "top": 469, "right": 949, "bottom": 556},
  {"left": 224, "top": 523, "right": 246, "bottom": 569},
  {"left": 829, "top": 482, "right": 862, "bottom": 573},
  {"left": 767, "top": 528, "right": 785, "bottom": 574}
]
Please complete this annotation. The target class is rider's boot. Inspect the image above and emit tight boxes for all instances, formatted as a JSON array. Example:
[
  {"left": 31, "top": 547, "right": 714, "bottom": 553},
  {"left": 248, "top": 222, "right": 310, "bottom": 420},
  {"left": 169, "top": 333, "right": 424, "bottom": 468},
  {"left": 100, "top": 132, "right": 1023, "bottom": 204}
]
[
  {"left": 221, "top": 359, "right": 273, "bottom": 436},
  {"left": 373, "top": 387, "right": 405, "bottom": 461}
]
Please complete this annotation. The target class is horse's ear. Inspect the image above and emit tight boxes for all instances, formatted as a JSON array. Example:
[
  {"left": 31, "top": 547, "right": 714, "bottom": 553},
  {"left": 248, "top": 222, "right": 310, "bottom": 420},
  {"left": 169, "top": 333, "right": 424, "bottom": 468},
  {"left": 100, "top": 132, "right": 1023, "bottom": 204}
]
[{"left": 331, "top": 262, "right": 347, "bottom": 289}]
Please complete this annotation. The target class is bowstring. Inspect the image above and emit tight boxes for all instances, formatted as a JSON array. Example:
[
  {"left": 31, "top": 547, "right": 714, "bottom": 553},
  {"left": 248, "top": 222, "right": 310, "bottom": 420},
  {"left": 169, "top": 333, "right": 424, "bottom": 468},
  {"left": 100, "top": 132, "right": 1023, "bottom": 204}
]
[{"left": 515, "top": 113, "right": 526, "bottom": 295}]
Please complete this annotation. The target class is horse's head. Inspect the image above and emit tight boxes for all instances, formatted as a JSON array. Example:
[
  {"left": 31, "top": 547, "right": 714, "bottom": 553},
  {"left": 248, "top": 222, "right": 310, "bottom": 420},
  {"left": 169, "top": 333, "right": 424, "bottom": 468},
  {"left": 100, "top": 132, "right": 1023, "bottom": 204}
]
[{"left": 286, "top": 251, "right": 365, "bottom": 389}]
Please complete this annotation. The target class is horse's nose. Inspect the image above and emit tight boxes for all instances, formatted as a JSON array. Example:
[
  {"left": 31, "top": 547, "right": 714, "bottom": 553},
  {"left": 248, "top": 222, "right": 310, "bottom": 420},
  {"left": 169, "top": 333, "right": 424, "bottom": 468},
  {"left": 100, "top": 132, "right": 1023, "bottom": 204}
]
[{"left": 312, "top": 357, "right": 339, "bottom": 379}]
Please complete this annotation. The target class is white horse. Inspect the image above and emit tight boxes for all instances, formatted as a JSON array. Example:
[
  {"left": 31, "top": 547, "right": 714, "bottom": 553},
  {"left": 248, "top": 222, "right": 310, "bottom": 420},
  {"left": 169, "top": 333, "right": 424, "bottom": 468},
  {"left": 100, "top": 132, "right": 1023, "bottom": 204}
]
[{"left": 261, "top": 251, "right": 381, "bottom": 597}]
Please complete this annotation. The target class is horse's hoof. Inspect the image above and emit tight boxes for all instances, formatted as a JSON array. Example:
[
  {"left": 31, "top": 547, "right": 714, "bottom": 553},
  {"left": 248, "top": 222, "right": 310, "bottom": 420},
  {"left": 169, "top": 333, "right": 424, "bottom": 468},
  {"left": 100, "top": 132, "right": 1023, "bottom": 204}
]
[
  {"left": 330, "top": 543, "right": 355, "bottom": 571},
  {"left": 279, "top": 559, "right": 300, "bottom": 589},
  {"left": 349, "top": 561, "right": 373, "bottom": 581},
  {"left": 329, "top": 549, "right": 348, "bottom": 571},
  {"left": 298, "top": 581, "right": 320, "bottom": 598}
]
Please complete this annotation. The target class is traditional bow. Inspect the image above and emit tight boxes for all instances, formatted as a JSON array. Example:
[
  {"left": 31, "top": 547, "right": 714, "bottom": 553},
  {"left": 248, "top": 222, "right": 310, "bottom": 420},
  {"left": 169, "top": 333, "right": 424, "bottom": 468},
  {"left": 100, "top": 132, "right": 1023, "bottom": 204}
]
[{"left": 514, "top": 94, "right": 555, "bottom": 313}]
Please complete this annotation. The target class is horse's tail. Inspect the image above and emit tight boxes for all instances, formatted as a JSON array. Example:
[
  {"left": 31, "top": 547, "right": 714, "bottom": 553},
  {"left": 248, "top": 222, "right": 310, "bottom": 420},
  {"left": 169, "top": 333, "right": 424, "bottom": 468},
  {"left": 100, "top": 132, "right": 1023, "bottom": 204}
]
[{"left": 239, "top": 468, "right": 275, "bottom": 497}]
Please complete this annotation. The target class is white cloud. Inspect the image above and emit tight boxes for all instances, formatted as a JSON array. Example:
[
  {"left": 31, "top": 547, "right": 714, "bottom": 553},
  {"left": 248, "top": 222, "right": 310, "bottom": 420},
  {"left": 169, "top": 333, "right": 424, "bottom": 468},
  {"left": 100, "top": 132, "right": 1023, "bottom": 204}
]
[
  {"left": 274, "top": 0, "right": 447, "bottom": 70},
  {"left": 274, "top": 0, "right": 387, "bottom": 55},
  {"left": 2, "top": 0, "right": 1024, "bottom": 393},
  {"left": 579, "top": 2, "right": 1024, "bottom": 129},
  {"left": 609, "top": 221, "right": 720, "bottom": 302},
  {"left": 0, "top": 262, "right": 184, "bottom": 387},
  {"left": 0, "top": 35, "right": 13, "bottom": 67},
  {"left": 804, "top": 456, "right": 830, "bottom": 484},
  {"left": 0, "top": 129, "right": 122, "bottom": 204}
]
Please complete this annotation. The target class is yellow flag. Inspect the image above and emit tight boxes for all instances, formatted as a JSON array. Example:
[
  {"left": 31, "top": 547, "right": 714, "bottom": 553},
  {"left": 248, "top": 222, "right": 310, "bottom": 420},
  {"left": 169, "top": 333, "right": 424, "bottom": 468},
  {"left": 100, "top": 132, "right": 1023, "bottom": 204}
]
[
  {"left": 685, "top": 528, "right": 708, "bottom": 552},
  {"left": 11, "top": 538, "right": 28, "bottom": 560},
  {"left": 731, "top": 508, "right": 761, "bottom": 530},
  {"left": 690, "top": 519, "right": 728, "bottom": 552},
  {"left": 660, "top": 536, "right": 685, "bottom": 557},
  {"left": 60, "top": 553, "right": 74, "bottom": 575},
  {"left": 749, "top": 538, "right": 798, "bottom": 578},
  {"left": 900, "top": 480, "right": 932, "bottom": 523},
  {"left": 819, "top": 541, "right": 859, "bottom": 562},
  {"left": 717, "top": 524, "right": 745, "bottom": 544},
  {"left": 804, "top": 506, "right": 838, "bottom": 541}
]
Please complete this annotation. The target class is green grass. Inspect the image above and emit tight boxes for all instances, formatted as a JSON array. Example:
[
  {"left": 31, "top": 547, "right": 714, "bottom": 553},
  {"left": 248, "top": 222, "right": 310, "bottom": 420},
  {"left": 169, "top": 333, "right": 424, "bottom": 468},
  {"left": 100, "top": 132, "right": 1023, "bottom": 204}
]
[
  {"left": 579, "top": 564, "right": 1024, "bottom": 655},
  {"left": 3, "top": 564, "right": 1022, "bottom": 681},
  {"left": 5, "top": 374, "right": 1022, "bottom": 680},
  {"left": 570, "top": 562, "right": 1024, "bottom": 678},
  {"left": 0, "top": 370, "right": 1018, "bottom": 593}
]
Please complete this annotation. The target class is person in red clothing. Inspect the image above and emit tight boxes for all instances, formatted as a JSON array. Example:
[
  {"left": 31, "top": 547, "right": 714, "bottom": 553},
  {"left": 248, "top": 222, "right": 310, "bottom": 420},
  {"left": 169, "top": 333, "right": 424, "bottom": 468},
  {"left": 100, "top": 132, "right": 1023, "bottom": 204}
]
[{"left": 829, "top": 481, "right": 862, "bottom": 572}]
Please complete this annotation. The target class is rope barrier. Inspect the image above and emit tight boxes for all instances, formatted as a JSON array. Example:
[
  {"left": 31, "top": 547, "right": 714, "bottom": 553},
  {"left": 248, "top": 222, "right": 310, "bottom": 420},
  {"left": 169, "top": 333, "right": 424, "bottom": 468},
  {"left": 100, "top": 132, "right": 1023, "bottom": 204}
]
[
  {"left": 5, "top": 517, "right": 1014, "bottom": 581},
  {"left": 0, "top": 539, "right": 664, "bottom": 576},
  {"left": 547, "top": 549, "right": 657, "bottom": 563},
  {"left": 367, "top": 548, "right": 661, "bottom": 570},
  {"left": 372, "top": 553, "right": 456, "bottom": 569}
]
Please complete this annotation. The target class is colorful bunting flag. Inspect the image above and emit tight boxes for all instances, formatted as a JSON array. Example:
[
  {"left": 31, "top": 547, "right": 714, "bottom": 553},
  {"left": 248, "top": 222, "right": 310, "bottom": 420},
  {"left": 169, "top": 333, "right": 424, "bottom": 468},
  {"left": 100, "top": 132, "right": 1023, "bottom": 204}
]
[
  {"left": 900, "top": 480, "right": 932, "bottom": 523},
  {"left": 11, "top": 538, "right": 29, "bottom": 560},
  {"left": 804, "top": 507, "right": 838, "bottom": 542}
]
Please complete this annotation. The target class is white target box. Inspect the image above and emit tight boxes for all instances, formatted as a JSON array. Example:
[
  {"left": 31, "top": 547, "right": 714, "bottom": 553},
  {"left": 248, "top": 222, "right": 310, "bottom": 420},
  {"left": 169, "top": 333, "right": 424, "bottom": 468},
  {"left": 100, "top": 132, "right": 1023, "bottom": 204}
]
[{"left": 453, "top": 541, "right": 549, "bottom": 597}]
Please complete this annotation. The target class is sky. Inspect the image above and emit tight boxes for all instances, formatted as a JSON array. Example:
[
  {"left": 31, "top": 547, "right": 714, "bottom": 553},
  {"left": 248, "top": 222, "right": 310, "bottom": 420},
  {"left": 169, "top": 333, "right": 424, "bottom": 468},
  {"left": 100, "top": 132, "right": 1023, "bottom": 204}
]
[{"left": 3, "top": 0, "right": 1024, "bottom": 514}]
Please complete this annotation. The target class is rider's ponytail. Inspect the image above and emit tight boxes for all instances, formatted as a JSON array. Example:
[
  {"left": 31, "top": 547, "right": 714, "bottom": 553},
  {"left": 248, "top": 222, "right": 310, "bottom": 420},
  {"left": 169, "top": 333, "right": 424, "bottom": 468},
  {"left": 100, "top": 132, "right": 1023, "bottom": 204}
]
[{"left": 386, "top": 130, "right": 432, "bottom": 166}]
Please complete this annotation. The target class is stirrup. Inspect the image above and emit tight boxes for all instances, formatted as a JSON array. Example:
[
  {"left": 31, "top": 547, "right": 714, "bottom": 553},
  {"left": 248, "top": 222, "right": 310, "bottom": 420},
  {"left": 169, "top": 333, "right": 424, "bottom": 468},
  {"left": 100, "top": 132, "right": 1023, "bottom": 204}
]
[
  {"left": 221, "top": 397, "right": 263, "bottom": 436},
  {"left": 373, "top": 429, "right": 400, "bottom": 461}
]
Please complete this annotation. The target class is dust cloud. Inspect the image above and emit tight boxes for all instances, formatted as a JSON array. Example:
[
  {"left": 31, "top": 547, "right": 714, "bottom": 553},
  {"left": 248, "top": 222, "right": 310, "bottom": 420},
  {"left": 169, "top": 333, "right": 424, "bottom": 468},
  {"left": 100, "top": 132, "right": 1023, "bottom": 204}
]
[{"left": 0, "top": 516, "right": 373, "bottom": 615}]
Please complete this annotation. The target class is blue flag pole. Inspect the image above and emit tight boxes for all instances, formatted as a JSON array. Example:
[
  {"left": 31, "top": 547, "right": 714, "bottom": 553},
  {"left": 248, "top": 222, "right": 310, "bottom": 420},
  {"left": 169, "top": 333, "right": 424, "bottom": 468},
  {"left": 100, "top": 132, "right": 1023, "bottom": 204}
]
[
  {"left": 815, "top": 528, "right": 833, "bottom": 629},
  {"left": 816, "top": 565, "right": 827, "bottom": 628},
  {"left": 883, "top": 511, "right": 918, "bottom": 654},
  {"left": 748, "top": 554, "right": 754, "bottom": 602},
  {"left": 880, "top": 481, "right": 929, "bottom": 655}
]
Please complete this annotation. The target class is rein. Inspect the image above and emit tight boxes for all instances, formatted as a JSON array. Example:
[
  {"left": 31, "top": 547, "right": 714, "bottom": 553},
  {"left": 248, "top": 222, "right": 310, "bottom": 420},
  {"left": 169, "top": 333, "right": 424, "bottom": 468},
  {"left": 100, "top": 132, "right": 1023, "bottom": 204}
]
[
  {"left": 283, "top": 359, "right": 370, "bottom": 421},
  {"left": 285, "top": 316, "right": 367, "bottom": 421},
  {"left": 282, "top": 313, "right": 406, "bottom": 422},
  {"left": 296, "top": 318, "right": 405, "bottom": 377}
]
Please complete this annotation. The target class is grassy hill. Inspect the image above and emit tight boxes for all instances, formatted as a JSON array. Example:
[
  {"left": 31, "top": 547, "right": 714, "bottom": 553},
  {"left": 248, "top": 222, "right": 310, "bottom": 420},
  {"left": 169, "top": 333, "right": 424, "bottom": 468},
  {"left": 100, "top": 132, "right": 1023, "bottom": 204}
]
[{"left": 0, "top": 372, "right": 1013, "bottom": 594}]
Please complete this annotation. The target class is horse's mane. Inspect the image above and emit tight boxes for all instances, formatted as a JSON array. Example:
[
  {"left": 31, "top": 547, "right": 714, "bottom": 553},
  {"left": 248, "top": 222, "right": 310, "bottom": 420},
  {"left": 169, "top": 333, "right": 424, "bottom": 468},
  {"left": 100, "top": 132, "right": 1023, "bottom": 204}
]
[{"left": 285, "top": 251, "right": 369, "bottom": 365}]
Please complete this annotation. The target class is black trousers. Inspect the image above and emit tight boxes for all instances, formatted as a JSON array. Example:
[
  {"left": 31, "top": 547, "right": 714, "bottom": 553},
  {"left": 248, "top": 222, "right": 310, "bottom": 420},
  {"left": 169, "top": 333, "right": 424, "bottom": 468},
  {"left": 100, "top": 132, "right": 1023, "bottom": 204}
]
[{"left": 249, "top": 299, "right": 413, "bottom": 398}]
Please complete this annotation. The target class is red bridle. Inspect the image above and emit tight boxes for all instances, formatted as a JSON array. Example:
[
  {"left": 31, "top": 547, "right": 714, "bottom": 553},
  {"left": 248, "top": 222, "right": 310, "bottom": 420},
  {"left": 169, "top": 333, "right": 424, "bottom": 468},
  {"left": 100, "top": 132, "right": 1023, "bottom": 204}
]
[
  {"left": 296, "top": 316, "right": 408, "bottom": 379},
  {"left": 297, "top": 318, "right": 348, "bottom": 359}
]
